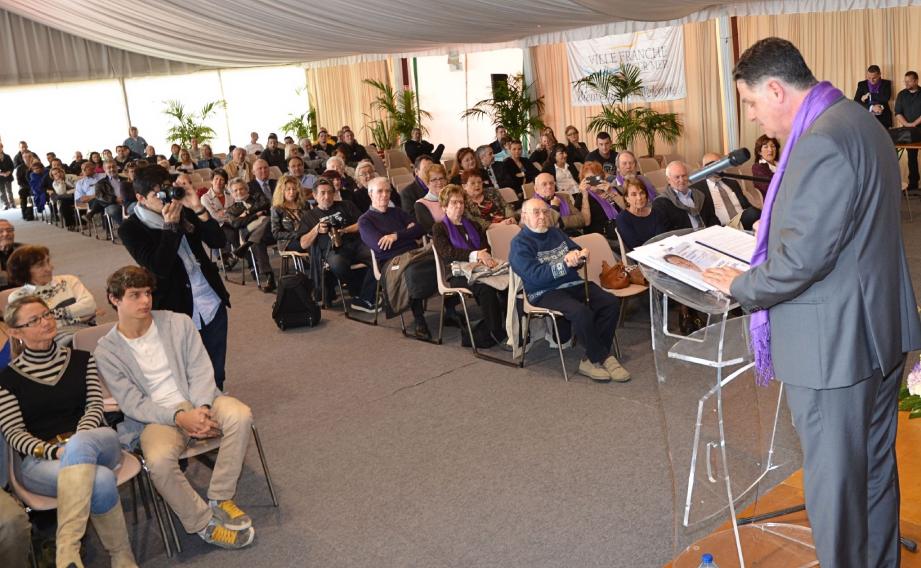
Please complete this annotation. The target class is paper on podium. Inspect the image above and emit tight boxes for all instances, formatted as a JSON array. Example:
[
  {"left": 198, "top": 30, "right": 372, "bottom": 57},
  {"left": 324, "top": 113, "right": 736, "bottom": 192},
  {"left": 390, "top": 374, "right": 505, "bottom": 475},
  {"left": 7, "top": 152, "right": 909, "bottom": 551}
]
[{"left": 627, "top": 226, "right": 755, "bottom": 292}]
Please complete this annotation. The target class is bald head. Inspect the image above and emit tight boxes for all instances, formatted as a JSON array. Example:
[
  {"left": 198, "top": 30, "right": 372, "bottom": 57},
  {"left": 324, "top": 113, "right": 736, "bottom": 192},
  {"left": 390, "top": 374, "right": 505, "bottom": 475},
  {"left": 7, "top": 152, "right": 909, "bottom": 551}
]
[{"left": 521, "top": 197, "right": 552, "bottom": 233}]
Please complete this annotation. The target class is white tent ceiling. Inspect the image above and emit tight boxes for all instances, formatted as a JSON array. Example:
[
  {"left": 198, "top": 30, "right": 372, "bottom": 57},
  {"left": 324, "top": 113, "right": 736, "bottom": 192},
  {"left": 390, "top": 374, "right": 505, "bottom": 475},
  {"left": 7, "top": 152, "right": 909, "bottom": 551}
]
[{"left": 0, "top": 0, "right": 912, "bottom": 85}]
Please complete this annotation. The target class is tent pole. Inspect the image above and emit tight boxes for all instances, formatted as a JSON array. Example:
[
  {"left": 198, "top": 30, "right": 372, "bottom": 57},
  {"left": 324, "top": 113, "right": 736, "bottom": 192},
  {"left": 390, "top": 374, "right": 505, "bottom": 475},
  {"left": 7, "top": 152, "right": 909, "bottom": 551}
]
[
  {"left": 716, "top": 15, "right": 739, "bottom": 152},
  {"left": 119, "top": 78, "right": 132, "bottom": 131}
]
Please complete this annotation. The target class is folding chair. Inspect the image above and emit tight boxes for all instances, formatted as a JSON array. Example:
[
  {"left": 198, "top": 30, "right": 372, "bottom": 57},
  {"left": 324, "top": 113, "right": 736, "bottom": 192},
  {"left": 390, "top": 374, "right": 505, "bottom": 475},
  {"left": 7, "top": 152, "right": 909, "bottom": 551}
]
[
  {"left": 644, "top": 169, "right": 668, "bottom": 194},
  {"left": 498, "top": 187, "right": 520, "bottom": 206},
  {"left": 348, "top": 250, "right": 405, "bottom": 332},
  {"left": 432, "top": 248, "right": 516, "bottom": 366},
  {"left": 522, "top": 183, "right": 535, "bottom": 199},
  {"left": 485, "top": 223, "right": 520, "bottom": 262},
  {"left": 384, "top": 149, "right": 412, "bottom": 170},
  {"left": 516, "top": 276, "right": 571, "bottom": 382},
  {"left": 638, "top": 156, "right": 660, "bottom": 174}
]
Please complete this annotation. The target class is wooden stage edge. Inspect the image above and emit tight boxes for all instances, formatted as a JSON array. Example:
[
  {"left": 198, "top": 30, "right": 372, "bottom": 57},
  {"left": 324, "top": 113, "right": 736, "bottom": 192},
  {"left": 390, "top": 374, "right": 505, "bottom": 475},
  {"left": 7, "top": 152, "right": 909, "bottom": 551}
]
[{"left": 665, "top": 413, "right": 921, "bottom": 567}]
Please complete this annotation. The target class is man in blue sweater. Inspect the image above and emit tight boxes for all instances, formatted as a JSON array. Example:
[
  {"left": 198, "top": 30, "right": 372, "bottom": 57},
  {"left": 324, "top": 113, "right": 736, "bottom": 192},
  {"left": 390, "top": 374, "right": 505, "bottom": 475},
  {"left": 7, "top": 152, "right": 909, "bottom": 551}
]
[{"left": 509, "top": 198, "right": 630, "bottom": 382}]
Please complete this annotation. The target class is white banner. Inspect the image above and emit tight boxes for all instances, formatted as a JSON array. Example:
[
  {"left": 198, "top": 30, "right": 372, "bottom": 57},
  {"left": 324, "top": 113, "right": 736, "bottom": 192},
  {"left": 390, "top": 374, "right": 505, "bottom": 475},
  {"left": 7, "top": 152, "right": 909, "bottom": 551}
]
[{"left": 567, "top": 27, "right": 687, "bottom": 106}]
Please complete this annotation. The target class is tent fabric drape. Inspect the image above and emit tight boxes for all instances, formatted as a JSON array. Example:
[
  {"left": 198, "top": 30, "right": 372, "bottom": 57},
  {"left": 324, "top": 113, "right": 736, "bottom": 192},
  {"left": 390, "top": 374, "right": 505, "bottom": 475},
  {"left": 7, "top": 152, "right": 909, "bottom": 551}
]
[
  {"left": 529, "top": 20, "right": 724, "bottom": 166},
  {"left": 0, "top": 8, "right": 201, "bottom": 86},
  {"left": 307, "top": 59, "right": 394, "bottom": 146}
]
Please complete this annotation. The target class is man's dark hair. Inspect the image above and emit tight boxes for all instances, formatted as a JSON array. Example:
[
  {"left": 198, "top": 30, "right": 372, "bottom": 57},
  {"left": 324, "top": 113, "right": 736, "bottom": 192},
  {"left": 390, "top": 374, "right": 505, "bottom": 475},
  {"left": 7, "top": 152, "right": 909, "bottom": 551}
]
[
  {"left": 107, "top": 265, "right": 156, "bottom": 307},
  {"left": 133, "top": 164, "right": 170, "bottom": 197},
  {"left": 596, "top": 132, "right": 612, "bottom": 142},
  {"left": 867, "top": 65, "right": 881, "bottom": 74},
  {"left": 314, "top": 177, "right": 334, "bottom": 192},
  {"left": 733, "top": 37, "right": 817, "bottom": 89},
  {"left": 287, "top": 156, "right": 304, "bottom": 167},
  {"left": 268, "top": 133, "right": 278, "bottom": 140},
  {"left": 907, "top": 71, "right": 919, "bottom": 81},
  {"left": 413, "top": 154, "right": 434, "bottom": 169},
  {"left": 7, "top": 245, "right": 49, "bottom": 286},
  {"left": 334, "top": 142, "right": 350, "bottom": 154},
  {"left": 495, "top": 124, "right": 505, "bottom": 133}
]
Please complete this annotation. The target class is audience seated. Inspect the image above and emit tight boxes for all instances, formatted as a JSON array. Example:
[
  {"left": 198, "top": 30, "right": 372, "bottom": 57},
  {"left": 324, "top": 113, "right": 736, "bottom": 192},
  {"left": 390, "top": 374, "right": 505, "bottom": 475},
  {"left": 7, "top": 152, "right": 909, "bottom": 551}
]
[
  {"left": 27, "top": 159, "right": 48, "bottom": 214},
  {"left": 449, "top": 147, "right": 480, "bottom": 185},
  {"left": 200, "top": 169, "right": 237, "bottom": 268},
  {"left": 0, "top": 220, "right": 22, "bottom": 291},
  {"left": 399, "top": 155, "right": 435, "bottom": 220},
  {"left": 614, "top": 151, "right": 657, "bottom": 200},
  {"left": 502, "top": 139, "right": 539, "bottom": 198},
  {"left": 297, "top": 178, "right": 376, "bottom": 311},
  {"left": 224, "top": 147, "right": 253, "bottom": 183},
  {"left": 286, "top": 156, "right": 317, "bottom": 202},
  {"left": 461, "top": 170, "right": 515, "bottom": 231},
  {"left": 750, "top": 134, "right": 779, "bottom": 198},
  {"left": 541, "top": 143, "right": 580, "bottom": 194},
  {"left": 95, "top": 266, "right": 256, "bottom": 551},
  {"left": 414, "top": 163, "right": 449, "bottom": 232},
  {"left": 432, "top": 184, "right": 507, "bottom": 347},
  {"left": 297, "top": 138, "right": 328, "bottom": 173},
  {"left": 316, "top": 129, "right": 336, "bottom": 155},
  {"left": 652, "top": 161, "right": 719, "bottom": 231},
  {"left": 579, "top": 161, "right": 624, "bottom": 242},
  {"left": 118, "top": 164, "right": 231, "bottom": 389},
  {"left": 89, "top": 152, "right": 104, "bottom": 174},
  {"left": 585, "top": 131, "right": 618, "bottom": 178},
  {"left": 564, "top": 125, "right": 589, "bottom": 164},
  {"left": 509, "top": 198, "right": 630, "bottom": 382},
  {"left": 197, "top": 144, "right": 223, "bottom": 170},
  {"left": 8, "top": 245, "right": 97, "bottom": 345},
  {"left": 48, "top": 165, "right": 74, "bottom": 226},
  {"left": 0, "top": 295, "right": 138, "bottom": 567},
  {"left": 226, "top": 177, "right": 276, "bottom": 293},
  {"left": 692, "top": 152, "right": 761, "bottom": 230},
  {"left": 270, "top": 174, "right": 308, "bottom": 251},
  {"left": 325, "top": 156, "right": 357, "bottom": 195},
  {"left": 351, "top": 160, "right": 380, "bottom": 213},
  {"left": 488, "top": 125, "right": 507, "bottom": 155},
  {"left": 404, "top": 127, "right": 444, "bottom": 164},
  {"left": 358, "top": 178, "right": 437, "bottom": 339},
  {"left": 339, "top": 130, "right": 370, "bottom": 167},
  {"left": 528, "top": 132, "right": 554, "bottom": 166},
  {"left": 244, "top": 131, "right": 264, "bottom": 155},
  {"left": 66, "top": 150, "right": 86, "bottom": 176},
  {"left": 113, "top": 145, "right": 132, "bottom": 171},
  {"left": 167, "top": 144, "right": 182, "bottom": 167},
  {"left": 248, "top": 159, "right": 276, "bottom": 201},
  {"left": 615, "top": 178, "right": 667, "bottom": 251},
  {"left": 477, "top": 144, "right": 510, "bottom": 190},
  {"left": 532, "top": 172, "right": 589, "bottom": 234},
  {"left": 260, "top": 134, "right": 287, "bottom": 172}
]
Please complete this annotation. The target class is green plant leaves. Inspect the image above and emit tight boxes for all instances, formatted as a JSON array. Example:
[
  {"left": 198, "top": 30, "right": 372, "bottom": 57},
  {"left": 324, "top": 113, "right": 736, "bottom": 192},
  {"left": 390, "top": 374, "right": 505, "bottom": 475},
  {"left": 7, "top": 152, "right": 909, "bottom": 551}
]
[
  {"left": 162, "top": 99, "right": 225, "bottom": 148},
  {"left": 460, "top": 74, "right": 544, "bottom": 143}
]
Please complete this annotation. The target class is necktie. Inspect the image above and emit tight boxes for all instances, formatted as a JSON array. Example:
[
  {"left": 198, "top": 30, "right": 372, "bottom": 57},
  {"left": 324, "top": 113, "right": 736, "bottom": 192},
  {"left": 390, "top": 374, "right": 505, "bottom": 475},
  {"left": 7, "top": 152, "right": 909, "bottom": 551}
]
[
  {"left": 262, "top": 181, "right": 270, "bottom": 196},
  {"left": 488, "top": 166, "right": 498, "bottom": 187},
  {"left": 716, "top": 181, "right": 739, "bottom": 220}
]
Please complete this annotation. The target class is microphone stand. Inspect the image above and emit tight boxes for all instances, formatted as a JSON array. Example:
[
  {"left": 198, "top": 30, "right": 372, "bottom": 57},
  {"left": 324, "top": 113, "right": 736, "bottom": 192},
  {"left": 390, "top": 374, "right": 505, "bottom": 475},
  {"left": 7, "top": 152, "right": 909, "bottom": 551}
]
[{"left": 717, "top": 172, "right": 772, "bottom": 184}]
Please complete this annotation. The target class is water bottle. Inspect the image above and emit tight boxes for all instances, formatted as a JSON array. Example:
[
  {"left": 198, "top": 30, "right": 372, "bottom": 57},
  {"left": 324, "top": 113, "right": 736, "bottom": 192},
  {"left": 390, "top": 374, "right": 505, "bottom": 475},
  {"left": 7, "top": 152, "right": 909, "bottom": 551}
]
[{"left": 697, "top": 553, "right": 718, "bottom": 567}]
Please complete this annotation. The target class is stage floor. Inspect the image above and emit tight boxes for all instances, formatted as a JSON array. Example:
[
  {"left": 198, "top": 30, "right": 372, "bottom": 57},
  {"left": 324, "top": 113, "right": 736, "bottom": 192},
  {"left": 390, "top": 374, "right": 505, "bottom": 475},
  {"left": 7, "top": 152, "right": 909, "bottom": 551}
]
[{"left": 666, "top": 412, "right": 921, "bottom": 566}]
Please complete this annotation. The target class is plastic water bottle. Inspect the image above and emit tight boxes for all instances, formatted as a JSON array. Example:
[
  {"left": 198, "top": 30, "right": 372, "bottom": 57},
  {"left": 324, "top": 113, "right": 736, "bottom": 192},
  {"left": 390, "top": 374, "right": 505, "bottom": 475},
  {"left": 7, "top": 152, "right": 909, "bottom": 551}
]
[{"left": 697, "top": 553, "right": 718, "bottom": 568}]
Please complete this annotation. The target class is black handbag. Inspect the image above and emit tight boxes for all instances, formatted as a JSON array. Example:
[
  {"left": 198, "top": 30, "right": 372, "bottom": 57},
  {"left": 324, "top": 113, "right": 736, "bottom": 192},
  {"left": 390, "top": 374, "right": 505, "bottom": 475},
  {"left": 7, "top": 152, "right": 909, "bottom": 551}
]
[{"left": 889, "top": 126, "right": 921, "bottom": 144}]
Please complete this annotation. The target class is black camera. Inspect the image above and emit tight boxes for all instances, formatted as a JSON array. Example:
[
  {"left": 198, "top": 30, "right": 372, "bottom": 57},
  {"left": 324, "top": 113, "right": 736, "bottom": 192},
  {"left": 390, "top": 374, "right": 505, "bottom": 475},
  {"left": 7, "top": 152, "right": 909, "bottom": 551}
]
[
  {"left": 156, "top": 185, "right": 186, "bottom": 205},
  {"left": 319, "top": 212, "right": 345, "bottom": 229}
]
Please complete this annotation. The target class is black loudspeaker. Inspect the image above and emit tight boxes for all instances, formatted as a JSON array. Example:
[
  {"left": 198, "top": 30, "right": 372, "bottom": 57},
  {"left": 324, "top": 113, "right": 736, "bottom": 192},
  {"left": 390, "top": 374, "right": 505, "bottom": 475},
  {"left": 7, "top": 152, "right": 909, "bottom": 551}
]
[{"left": 490, "top": 74, "right": 509, "bottom": 97}]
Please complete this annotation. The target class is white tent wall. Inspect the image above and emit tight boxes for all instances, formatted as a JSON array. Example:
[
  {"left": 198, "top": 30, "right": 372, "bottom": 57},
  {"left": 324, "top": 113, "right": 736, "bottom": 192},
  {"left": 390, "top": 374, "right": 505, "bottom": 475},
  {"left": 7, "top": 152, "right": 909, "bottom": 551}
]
[{"left": 415, "top": 49, "right": 524, "bottom": 156}]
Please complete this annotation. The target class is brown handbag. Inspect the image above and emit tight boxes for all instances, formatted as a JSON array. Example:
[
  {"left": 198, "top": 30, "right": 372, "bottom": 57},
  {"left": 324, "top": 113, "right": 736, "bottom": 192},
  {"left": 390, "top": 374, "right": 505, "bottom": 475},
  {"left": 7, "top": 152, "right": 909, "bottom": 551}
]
[
  {"left": 600, "top": 260, "right": 630, "bottom": 289},
  {"left": 626, "top": 265, "right": 647, "bottom": 286}
]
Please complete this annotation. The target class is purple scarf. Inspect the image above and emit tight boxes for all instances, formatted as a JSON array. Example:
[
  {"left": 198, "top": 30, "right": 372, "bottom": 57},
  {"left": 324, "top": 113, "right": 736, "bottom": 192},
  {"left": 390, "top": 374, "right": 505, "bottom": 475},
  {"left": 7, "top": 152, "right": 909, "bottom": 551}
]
[
  {"left": 543, "top": 194, "right": 570, "bottom": 216},
  {"left": 868, "top": 80, "right": 881, "bottom": 95},
  {"left": 616, "top": 174, "right": 657, "bottom": 202},
  {"left": 442, "top": 216, "right": 482, "bottom": 250},
  {"left": 587, "top": 189, "right": 618, "bottom": 220},
  {"left": 749, "top": 81, "right": 843, "bottom": 385}
]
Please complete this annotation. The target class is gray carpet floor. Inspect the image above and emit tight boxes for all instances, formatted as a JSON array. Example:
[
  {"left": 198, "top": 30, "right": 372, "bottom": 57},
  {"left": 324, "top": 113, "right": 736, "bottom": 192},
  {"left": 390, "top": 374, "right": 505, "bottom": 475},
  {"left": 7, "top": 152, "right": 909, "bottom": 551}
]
[{"left": 8, "top": 200, "right": 918, "bottom": 567}]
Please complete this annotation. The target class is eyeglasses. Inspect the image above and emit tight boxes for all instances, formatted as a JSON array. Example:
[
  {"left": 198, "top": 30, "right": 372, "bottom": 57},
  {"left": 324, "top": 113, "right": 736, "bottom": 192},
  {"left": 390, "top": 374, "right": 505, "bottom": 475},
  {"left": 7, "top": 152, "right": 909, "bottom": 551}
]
[
  {"left": 428, "top": 177, "right": 446, "bottom": 183},
  {"left": 13, "top": 310, "right": 54, "bottom": 329}
]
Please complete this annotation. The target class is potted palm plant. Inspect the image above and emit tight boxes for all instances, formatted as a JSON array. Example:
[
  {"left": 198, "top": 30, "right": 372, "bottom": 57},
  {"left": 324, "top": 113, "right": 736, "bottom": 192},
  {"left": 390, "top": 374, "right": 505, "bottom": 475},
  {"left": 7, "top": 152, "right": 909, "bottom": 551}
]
[
  {"left": 163, "top": 99, "right": 226, "bottom": 148},
  {"left": 363, "top": 79, "right": 432, "bottom": 158},
  {"left": 461, "top": 73, "right": 544, "bottom": 145},
  {"left": 280, "top": 106, "right": 319, "bottom": 142},
  {"left": 574, "top": 64, "right": 683, "bottom": 159}
]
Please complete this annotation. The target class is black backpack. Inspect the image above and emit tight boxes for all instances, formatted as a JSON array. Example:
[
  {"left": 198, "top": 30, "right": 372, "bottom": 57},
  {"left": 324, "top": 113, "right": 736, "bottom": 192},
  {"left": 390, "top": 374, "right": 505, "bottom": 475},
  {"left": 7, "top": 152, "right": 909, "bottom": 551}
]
[{"left": 271, "top": 273, "right": 321, "bottom": 330}]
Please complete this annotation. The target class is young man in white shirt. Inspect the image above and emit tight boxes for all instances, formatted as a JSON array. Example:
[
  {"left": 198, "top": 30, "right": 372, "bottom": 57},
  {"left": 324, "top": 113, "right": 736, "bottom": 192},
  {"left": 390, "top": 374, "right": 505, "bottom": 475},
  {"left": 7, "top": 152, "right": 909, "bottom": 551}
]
[{"left": 95, "top": 266, "right": 255, "bottom": 550}]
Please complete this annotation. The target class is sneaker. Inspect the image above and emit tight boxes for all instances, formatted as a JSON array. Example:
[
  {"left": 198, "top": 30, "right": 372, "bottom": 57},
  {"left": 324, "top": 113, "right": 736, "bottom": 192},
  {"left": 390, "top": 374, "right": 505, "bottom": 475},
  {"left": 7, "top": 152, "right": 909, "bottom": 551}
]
[
  {"left": 602, "top": 356, "right": 632, "bottom": 383},
  {"left": 349, "top": 298, "right": 376, "bottom": 313},
  {"left": 198, "top": 518, "right": 255, "bottom": 549},
  {"left": 579, "top": 359, "right": 611, "bottom": 382},
  {"left": 209, "top": 499, "right": 252, "bottom": 531}
]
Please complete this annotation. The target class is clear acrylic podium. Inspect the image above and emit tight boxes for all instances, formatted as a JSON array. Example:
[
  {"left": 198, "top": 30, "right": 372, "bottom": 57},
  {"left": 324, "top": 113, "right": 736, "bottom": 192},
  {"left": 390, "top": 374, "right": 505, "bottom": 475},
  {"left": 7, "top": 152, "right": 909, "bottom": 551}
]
[{"left": 638, "top": 236, "right": 817, "bottom": 567}]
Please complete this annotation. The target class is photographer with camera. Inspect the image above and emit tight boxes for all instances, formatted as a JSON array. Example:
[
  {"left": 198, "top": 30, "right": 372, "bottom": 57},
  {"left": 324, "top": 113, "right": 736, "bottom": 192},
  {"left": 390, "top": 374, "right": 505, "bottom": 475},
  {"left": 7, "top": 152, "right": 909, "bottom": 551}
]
[
  {"left": 119, "top": 164, "right": 231, "bottom": 390},
  {"left": 297, "top": 178, "right": 377, "bottom": 312}
]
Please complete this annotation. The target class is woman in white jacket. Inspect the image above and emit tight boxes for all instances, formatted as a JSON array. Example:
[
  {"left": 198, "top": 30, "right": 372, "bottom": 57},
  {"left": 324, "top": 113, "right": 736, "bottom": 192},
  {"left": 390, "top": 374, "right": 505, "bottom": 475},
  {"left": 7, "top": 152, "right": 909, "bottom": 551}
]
[{"left": 7, "top": 245, "right": 97, "bottom": 345}]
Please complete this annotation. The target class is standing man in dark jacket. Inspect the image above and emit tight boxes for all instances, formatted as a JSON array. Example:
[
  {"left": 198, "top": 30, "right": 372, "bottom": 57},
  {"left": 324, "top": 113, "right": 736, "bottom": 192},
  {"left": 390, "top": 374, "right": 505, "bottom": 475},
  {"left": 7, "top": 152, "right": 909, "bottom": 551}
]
[
  {"left": 118, "top": 165, "right": 231, "bottom": 390},
  {"left": 0, "top": 143, "right": 14, "bottom": 210},
  {"left": 895, "top": 70, "right": 921, "bottom": 191},
  {"left": 854, "top": 65, "right": 892, "bottom": 128}
]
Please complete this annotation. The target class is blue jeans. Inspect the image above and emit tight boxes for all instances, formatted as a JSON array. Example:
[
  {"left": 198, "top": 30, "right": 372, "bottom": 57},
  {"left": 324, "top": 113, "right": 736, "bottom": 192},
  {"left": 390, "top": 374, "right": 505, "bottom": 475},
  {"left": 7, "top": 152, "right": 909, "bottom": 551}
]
[
  {"left": 199, "top": 303, "right": 228, "bottom": 390},
  {"left": 19, "top": 428, "right": 121, "bottom": 514}
]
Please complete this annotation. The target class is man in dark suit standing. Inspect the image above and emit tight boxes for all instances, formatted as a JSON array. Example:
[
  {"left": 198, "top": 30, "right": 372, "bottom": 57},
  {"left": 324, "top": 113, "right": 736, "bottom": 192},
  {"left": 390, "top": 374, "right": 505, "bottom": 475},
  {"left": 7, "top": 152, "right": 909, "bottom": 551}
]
[
  {"left": 248, "top": 159, "right": 276, "bottom": 201},
  {"left": 895, "top": 70, "right": 921, "bottom": 191},
  {"left": 652, "top": 161, "right": 719, "bottom": 231},
  {"left": 704, "top": 38, "right": 921, "bottom": 568},
  {"left": 854, "top": 65, "right": 892, "bottom": 127},
  {"left": 692, "top": 152, "right": 761, "bottom": 230}
]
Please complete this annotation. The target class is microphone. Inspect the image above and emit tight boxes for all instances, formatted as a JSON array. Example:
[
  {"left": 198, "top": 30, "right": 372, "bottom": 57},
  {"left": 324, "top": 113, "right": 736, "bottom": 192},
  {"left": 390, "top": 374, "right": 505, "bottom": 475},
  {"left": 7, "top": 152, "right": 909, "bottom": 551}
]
[{"left": 687, "top": 148, "right": 751, "bottom": 184}]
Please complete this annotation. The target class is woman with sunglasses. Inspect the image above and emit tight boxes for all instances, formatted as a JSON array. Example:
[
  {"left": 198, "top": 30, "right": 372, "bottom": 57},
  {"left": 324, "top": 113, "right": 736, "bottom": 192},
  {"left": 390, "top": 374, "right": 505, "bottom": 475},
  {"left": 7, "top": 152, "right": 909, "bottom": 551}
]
[{"left": 0, "top": 295, "right": 137, "bottom": 567}]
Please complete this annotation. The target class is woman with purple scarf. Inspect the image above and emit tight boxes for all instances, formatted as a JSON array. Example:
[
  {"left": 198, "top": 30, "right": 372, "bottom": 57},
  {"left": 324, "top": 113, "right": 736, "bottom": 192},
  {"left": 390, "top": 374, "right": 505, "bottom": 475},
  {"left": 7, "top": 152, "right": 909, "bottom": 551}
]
[
  {"left": 703, "top": 38, "right": 921, "bottom": 568},
  {"left": 432, "top": 185, "right": 507, "bottom": 347}
]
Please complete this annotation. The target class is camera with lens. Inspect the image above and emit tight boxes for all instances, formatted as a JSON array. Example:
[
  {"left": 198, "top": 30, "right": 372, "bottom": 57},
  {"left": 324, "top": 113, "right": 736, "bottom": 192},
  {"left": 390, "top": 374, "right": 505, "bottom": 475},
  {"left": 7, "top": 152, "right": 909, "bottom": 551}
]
[
  {"left": 319, "top": 212, "right": 346, "bottom": 248},
  {"left": 156, "top": 185, "right": 187, "bottom": 205}
]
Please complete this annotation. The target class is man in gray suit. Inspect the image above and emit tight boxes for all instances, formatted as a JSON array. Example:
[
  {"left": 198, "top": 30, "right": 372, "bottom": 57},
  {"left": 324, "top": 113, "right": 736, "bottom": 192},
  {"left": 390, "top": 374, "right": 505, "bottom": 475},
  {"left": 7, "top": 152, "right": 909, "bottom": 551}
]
[{"left": 704, "top": 38, "right": 921, "bottom": 567}]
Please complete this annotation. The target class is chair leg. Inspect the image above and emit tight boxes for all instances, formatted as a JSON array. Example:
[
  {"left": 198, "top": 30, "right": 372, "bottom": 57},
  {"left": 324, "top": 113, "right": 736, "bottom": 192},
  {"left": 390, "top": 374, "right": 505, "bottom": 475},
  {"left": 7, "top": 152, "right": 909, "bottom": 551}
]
[
  {"left": 436, "top": 297, "right": 447, "bottom": 345},
  {"left": 336, "top": 277, "right": 348, "bottom": 316},
  {"left": 251, "top": 424, "right": 279, "bottom": 507},
  {"left": 549, "top": 315, "right": 569, "bottom": 382},
  {"left": 248, "top": 249, "right": 261, "bottom": 287},
  {"left": 141, "top": 465, "right": 175, "bottom": 557},
  {"left": 459, "top": 294, "right": 477, "bottom": 354},
  {"left": 129, "top": 476, "right": 139, "bottom": 525},
  {"left": 519, "top": 313, "right": 532, "bottom": 368}
]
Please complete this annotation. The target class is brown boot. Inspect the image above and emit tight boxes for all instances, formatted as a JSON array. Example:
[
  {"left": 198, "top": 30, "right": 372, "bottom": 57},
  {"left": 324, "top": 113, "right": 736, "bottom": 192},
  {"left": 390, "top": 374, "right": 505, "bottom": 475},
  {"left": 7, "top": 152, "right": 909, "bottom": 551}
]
[
  {"left": 91, "top": 503, "right": 138, "bottom": 568},
  {"left": 55, "top": 463, "right": 95, "bottom": 568}
]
